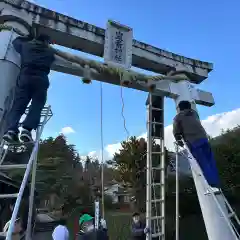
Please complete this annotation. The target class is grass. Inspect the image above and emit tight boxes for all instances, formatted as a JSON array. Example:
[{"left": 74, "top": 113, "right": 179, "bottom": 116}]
[
  {"left": 67, "top": 208, "right": 208, "bottom": 240},
  {"left": 105, "top": 212, "right": 132, "bottom": 240},
  {"left": 67, "top": 210, "right": 132, "bottom": 240}
]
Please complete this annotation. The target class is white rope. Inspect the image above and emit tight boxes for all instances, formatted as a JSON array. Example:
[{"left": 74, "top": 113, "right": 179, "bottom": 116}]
[
  {"left": 100, "top": 82, "right": 105, "bottom": 218},
  {"left": 120, "top": 86, "right": 130, "bottom": 139}
]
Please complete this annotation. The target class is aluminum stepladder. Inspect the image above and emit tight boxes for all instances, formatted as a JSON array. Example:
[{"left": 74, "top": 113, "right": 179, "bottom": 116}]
[
  {"left": 0, "top": 106, "right": 53, "bottom": 240},
  {"left": 177, "top": 141, "right": 240, "bottom": 240},
  {"left": 146, "top": 94, "right": 165, "bottom": 240}
]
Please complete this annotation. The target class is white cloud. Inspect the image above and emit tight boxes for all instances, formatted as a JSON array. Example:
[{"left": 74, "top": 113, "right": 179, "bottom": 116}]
[
  {"left": 83, "top": 108, "right": 240, "bottom": 160},
  {"left": 105, "top": 143, "right": 122, "bottom": 157},
  {"left": 81, "top": 149, "right": 112, "bottom": 162},
  {"left": 61, "top": 126, "right": 75, "bottom": 135}
]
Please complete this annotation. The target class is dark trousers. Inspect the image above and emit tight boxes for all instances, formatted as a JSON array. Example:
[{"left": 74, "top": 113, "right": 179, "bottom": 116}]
[
  {"left": 6, "top": 73, "right": 49, "bottom": 133},
  {"left": 188, "top": 138, "right": 220, "bottom": 188}
]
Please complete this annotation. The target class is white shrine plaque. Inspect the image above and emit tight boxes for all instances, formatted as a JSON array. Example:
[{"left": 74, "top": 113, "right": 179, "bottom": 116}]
[{"left": 104, "top": 20, "right": 133, "bottom": 70}]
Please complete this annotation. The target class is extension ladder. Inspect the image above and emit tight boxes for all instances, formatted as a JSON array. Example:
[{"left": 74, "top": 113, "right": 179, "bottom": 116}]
[
  {"left": 146, "top": 94, "right": 165, "bottom": 240},
  {"left": 179, "top": 142, "right": 240, "bottom": 239},
  {"left": 0, "top": 106, "right": 52, "bottom": 240}
]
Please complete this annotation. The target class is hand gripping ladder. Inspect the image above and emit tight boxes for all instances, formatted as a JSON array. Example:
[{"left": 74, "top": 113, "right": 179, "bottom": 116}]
[
  {"left": 0, "top": 106, "right": 52, "bottom": 240},
  {"left": 177, "top": 141, "right": 240, "bottom": 240}
]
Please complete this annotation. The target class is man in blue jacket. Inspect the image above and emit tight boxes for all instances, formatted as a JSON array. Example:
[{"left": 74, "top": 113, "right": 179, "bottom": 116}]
[
  {"left": 131, "top": 212, "right": 149, "bottom": 240},
  {"left": 3, "top": 34, "right": 55, "bottom": 143}
]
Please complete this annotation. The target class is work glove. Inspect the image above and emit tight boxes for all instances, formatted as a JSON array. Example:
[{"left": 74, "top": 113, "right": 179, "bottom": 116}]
[
  {"left": 177, "top": 140, "right": 184, "bottom": 147},
  {"left": 144, "top": 227, "right": 150, "bottom": 234},
  {"left": 100, "top": 218, "right": 107, "bottom": 229}
]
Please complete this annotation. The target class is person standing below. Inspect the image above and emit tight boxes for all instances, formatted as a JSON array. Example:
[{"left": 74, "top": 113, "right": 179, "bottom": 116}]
[
  {"left": 52, "top": 219, "right": 69, "bottom": 240},
  {"left": 131, "top": 212, "right": 149, "bottom": 240},
  {"left": 76, "top": 214, "right": 108, "bottom": 240},
  {"left": 173, "top": 100, "right": 220, "bottom": 189},
  {"left": 3, "top": 34, "right": 55, "bottom": 143}
]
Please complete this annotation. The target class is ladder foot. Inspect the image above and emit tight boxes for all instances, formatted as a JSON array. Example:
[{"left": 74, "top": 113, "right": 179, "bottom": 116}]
[{"left": 204, "top": 187, "right": 221, "bottom": 195}]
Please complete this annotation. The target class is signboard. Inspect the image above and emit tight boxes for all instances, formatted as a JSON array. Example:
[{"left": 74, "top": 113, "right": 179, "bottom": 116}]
[{"left": 104, "top": 20, "right": 133, "bottom": 70}]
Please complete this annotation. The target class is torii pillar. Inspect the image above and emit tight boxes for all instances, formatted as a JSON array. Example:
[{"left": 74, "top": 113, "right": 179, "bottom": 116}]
[
  {"left": 145, "top": 77, "right": 236, "bottom": 240},
  {"left": 0, "top": 6, "right": 32, "bottom": 140}
]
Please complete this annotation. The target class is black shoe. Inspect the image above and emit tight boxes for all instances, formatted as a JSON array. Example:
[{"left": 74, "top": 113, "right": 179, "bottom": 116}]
[
  {"left": 19, "top": 129, "right": 33, "bottom": 143},
  {"left": 3, "top": 130, "right": 19, "bottom": 143}
]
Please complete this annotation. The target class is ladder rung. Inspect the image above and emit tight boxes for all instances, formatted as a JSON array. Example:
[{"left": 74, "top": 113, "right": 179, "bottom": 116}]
[
  {"left": 151, "top": 167, "right": 164, "bottom": 171},
  {"left": 152, "top": 232, "right": 164, "bottom": 238},
  {"left": 0, "top": 193, "right": 18, "bottom": 198},
  {"left": 204, "top": 188, "right": 221, "bottom": 195},
  {"left": 147, "top": 105, "right": 163, "bottom": 110},
  {"left": 150, "top": 122, "right": 163, "bottom": 125},
  {"left": 150, "top": 216, "right": 164, "bottom": 220},
  {"left": 0, "top": 232, "right": 25, "bottom": 238},
  {"left": 228, "top": 212, "right": 236, "bottom": 218},
  {"left": 151, "top": 107, "right": 163, "bottom": 111},
  {"left": 0, "top": 164, "right": 27, "bottom": 170},
  {"left": 151, "top": 151, "right": 164, "bottom": 155},
  {"left": 3, "top": 141, "right": 35, "bottom": 146},
  {"left": 152, "top": 183, "right": 163, "bottom": 187},
  {"left": 151, "top": 198, "right": 164, "bottom": 203}
]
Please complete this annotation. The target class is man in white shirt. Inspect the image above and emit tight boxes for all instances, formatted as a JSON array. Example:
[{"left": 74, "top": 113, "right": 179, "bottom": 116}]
[{"left": 52, "top": 220, "right": 69, "bottom": 240}]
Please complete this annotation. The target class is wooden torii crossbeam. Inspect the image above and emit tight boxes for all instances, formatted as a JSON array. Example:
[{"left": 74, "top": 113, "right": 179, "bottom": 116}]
[{"left": 0, "top": 0, "right": 214, "bottom": 108}]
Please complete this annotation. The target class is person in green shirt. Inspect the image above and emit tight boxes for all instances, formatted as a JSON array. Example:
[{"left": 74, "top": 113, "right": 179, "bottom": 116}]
[{"left": 75, "top": 214, "right": 108, "bottom": 240}]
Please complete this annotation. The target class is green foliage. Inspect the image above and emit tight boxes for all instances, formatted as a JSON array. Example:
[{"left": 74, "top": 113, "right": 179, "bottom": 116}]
[
  {"left": 2, "top": 125, "right": 239, "bottom": 239},
  {"left": 211, "top": 126, "right": 240, "bottom": 197},
  {"left": 109, "top": 137, "right": 170, "bottom": 212},
  {"left": 3, "top": 134, "right": 117, "bottom": 215},
  {"left": 36, "top": 135, "right": 83, "bottom": 208},
  {"left": 110, "top": 137, "right": 146, "bottom": 211},
  {"left": 36, "top": 126, "right": 239, "bottom": 239},
  {"left": 103, "top": 194, "right": 115, "bottom": 210}
]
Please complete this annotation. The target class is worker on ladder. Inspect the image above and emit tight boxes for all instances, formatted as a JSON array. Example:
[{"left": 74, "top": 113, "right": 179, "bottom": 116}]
[
  {"left": 3, "top": 33, "right": 55, "bottom": 143},
  {"left": 173, "top": 101, "right": 220, "bottom": 189}
]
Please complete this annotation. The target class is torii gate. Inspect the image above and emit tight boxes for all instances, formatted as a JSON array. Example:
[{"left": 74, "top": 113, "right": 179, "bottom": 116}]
[{"left": 0, "top": 1, "right": 235, "bottom": 240}]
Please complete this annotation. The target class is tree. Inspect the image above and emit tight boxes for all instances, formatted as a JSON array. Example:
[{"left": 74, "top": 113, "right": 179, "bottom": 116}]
[
  {"left": 211, "top": 126, "right": 240, "bottom": 198},
  {"left": 4, "top": 134, "right": 88, "bottom": 212},
  {"left": 36, "top": 135, "right": 87, "bottom": 210},
  {"left": 109, "top": 137, "right": 145, "bottom": 210},
  {"left": 109, "top": 136, "right": 170, "bottom": 211}
]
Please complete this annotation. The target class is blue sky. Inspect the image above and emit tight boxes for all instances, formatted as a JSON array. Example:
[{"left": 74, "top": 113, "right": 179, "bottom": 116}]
[{"left": 35, "top": 0, "right": 240, "bottom": 156}]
